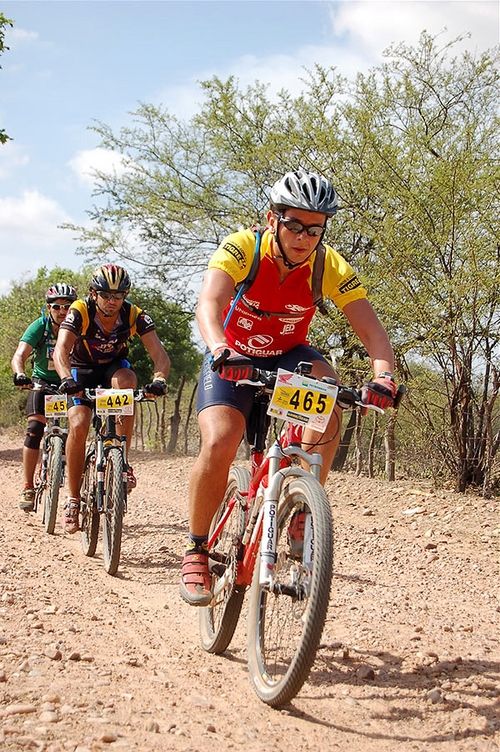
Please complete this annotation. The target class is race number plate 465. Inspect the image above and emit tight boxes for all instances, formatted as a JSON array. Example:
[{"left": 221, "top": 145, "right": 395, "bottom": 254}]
[
  {"left": 96, "top": 388, "right": 134, "bottom": 416},
  {"left": 267, "top": 369, "right": 338, "bottom": 432},
  {"left": 44, "top": 394, "right": 68, "bottom": 417}
]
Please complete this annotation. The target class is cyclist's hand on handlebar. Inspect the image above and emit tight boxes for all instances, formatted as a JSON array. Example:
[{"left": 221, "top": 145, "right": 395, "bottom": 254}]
[
  {"left": 144, "top": 377, "right": 168, "bottom": 397},
  {"left": 210, "top": 345, "right": 255, "bottom": 381},
  {"left": 361, "top": 375, "right": 398, "bottom": 412},
  {"left": 58, "top": 376, "right": 82, "bottom": 395},
  {"left": 13, "top": 372, "right": 32, "bottom": 388}
]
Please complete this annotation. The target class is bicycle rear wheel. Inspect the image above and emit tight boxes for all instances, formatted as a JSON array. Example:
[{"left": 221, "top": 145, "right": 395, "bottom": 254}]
[
  {"left": 199, "top": 466, "right": 249, "bottom": 654},
  {"left": 102, "top": 447, "right": 125, "bottom": 576},
  {"left": 43, "top": 435, "right": 63, "bottom": 535},
  {"left": 80, "top": 449, "right": 99, "bottom": 557},
  {"left": 247, "top": 475, "right": 333, "bottom": 707}
]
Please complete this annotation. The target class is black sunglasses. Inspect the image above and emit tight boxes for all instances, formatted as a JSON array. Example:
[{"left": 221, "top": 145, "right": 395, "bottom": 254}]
[
  {"left": 50, "top": 303, "right": 71, "bottom": 311},
  {"left": 98, "top": 291, "right": 127, "bottom": 301},
  {"left": 277, "top": 215, "right": 326, "bottom": 238}
]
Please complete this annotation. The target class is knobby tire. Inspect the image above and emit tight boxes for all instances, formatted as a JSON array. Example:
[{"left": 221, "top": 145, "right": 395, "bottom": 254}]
[
  {"left": 43, "top": 435, "right": 63, "bottom": 535},
  {"left": 247, "top": 475, "right": 333, "bottom": 707},
  {"left": 102, "top": 447, "right": 125, "bottom": 576},
  {"left": 199, "top": 466, "right": 249, "bottom": 654},
  {"left": 80, "top": 449, "right": 99, "bottom": 557}
]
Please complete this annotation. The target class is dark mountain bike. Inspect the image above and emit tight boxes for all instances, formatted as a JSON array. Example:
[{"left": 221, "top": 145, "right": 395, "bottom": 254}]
[
  {"left": 32, "top": 384, "right": 68, "bottom": 535},
  {"left": 79, "top": 387, "right": 150, "bottom": 575}
]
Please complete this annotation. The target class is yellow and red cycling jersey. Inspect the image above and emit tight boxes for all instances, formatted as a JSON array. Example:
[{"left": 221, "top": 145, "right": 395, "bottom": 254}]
[{"left": 209, "top": 228, "right": 367, "bottom": 357}]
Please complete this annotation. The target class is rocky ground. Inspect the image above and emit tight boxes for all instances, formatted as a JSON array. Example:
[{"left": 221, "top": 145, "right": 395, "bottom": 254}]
[{"left": 0, "top": 434, "right": 499, "bottom": 752}]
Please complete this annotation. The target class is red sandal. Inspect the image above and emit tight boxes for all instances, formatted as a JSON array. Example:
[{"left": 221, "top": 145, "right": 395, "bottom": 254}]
[{"left": 179, "top": 549, "right": 212, "bottom": 606}]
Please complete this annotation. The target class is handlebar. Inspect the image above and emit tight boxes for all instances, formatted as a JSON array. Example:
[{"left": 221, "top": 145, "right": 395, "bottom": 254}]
[{"left": 82, "top": 388, "right": 152, "bottom": 402}]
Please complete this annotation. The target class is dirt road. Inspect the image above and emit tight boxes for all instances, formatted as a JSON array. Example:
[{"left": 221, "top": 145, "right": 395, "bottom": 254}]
[{"left": 0, "top": 437, "right": 498, "bottom": 752}]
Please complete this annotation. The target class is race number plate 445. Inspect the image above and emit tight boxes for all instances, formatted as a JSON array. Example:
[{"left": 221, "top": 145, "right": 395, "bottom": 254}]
[
  {"left": 267, "top": 369, "right": 338, "bottom": 432},
  {"left": 44, "top": 394, "right": 68, "bottom": 417},
  {"left": 95, "top": 388, "right": 134, "bottom": 416}
]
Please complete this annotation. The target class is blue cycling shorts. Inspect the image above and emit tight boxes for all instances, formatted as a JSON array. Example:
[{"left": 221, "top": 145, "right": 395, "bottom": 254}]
[
  {"left": 69, "top": 359, "right": 132, "bottom": 409},
  {"left": 196, "top": 344, "right": 329, "bottom": 419}
]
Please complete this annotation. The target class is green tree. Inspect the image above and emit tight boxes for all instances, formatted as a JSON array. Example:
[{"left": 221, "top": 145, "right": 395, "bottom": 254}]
[
  {"left": 66, "top": 33, "right": 499, "bottom": 492},
  {"left": 0, "top": 13, "right": 13, "bottom": 144}
]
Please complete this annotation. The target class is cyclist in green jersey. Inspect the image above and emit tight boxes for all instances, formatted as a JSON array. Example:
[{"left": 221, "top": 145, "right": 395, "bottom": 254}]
[{"left": 11, "top": 283, "right": 77, "bottom": 511}]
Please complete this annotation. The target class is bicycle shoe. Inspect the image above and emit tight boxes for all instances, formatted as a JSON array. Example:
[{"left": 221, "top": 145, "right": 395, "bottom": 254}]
[
  {"left": 62, "top": 498, "right": 80, "bottom": 534},
  {"left": 19, "top": 487, "right": 35, "bottom": 512},
  {"left": 126, "top": 466, "right": 137, "bottom": 493},
  {"left": 179, "top": 546, "right": 212, "bottom": 607},
  {"left": 287, "top": 510, "right": 305, "bottom": 559}
]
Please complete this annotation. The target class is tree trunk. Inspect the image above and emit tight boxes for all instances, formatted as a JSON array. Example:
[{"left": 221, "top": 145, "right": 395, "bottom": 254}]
[
  {"left": 168, "top": 375, "right": 186, "bottom": 454},
  {"left": 160, "top": 397, "right": 167, "bottom": 453},
  {"left": 355, "top": 410, "right": 363, "bottom": 476},
  {"left": 184, "top": 381, "right": 198, "bottom": 455},
  {"left": 332, "top": 410, "right": 357, "bottom": 471},
  {"left": 385, "top": 411, "right": 396, "bottom": 481},
  {"left": 367, "top": 413, "right": 378, "bottom": 478}
]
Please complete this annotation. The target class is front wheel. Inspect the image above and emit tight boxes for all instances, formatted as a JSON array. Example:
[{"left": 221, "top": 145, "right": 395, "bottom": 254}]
[
  {"left": 43, "top": 435, "right": 63, "bottom": 535},
  {"left": 102, "top": 447, "right": 125, "bottom": 576},
  {"left": 80, "top": 449, "right": 99, "bottom": 557},
  {"left": 247, "top": 475, "right": 333, "bottom": 707},
  {"left": 199, "top": 466, "right": 249, "bottom": 654}
]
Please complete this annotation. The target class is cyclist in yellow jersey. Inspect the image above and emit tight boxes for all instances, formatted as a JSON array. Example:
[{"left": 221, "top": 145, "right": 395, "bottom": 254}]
[
  {"left": 180, "top": 169, "right": 398, "bottom": 606},
  {"left": 54, "top": 264, "right": 170, "bottom": 533}
]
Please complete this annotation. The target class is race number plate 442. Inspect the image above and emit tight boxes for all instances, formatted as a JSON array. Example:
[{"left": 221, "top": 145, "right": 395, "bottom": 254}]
[
  {"left": 95, "top": 388, "right": 134, "bottom": 416},
  {"left": 267, "top": 369, "right": 338, "bottom": 432}
]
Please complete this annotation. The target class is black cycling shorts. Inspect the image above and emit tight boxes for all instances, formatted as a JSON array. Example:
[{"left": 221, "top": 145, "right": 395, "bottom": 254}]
[
  {"left": 69, "top": 359, "right": 133, "bottom": 409},
  {"left": 196, "top": 344, "right": 328, "bottom": 419},
  {"left": 25, "top": 378, "right": 59, "bottom": 417}
]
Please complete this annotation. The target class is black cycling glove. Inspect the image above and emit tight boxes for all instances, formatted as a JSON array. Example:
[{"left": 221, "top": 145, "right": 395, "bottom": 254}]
[
  {"left": 13, "top": 373, "right": 32, "bottom": 388},
  {"left": 59, "top": 377, "right": 82, "bottom": 395},
  {"left": 144, "top": 378, "right": 168, "bottom": 397}
]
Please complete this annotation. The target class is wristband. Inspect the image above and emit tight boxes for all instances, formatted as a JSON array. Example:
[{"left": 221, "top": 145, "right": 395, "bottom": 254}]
[
  {"left": 153, "top": 373, "right": 167, "bottom": 381},
  {"left": 376, "top": 371, "right": 394, "bottom": 380}
]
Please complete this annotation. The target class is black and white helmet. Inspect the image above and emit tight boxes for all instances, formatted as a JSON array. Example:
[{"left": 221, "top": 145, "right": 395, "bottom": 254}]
[
  {"left": 46, "top": 283, "right": 77, "bottom": 303},
  {"left": 270, "top": 169, "right": 338, "bottom": 217}
]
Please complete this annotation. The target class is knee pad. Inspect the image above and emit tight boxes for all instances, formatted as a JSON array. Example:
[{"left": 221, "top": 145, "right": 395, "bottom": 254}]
[{"left": 24, "top": 420, "right": 45, "bottom": 450}]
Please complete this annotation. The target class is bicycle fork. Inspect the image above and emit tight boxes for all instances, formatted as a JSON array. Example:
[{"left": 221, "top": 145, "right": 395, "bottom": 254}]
[{"left": 258, "top": 442, "right": 321, "bottom": 592}]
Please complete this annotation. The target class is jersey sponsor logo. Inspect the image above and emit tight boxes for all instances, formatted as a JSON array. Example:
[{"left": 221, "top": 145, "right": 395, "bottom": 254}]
[
  {"left": 339, "top": 275, "right": 361, "bottom": 294},
  {"left": 236, "top": 316, "right": 253, "bottom": 331},
  {"left": 235, "top": 339, "right": 283, "bottom": 357},
  {"left": 284, "top": 303, "right": 309, "bottom": 313},
  {"left": 142, "top": 313, "right": 154, "bottom": 327},
  {"left": 243, "top": 297, "right": 260, "bottom": 309},
  {"left": 279, "top": 323, "right": 296, "bottom": 335},
  {"left": 222, "top": 241, "right": 246, "bottom": 269},
  {"left": 247, "top": 334, "right": 274, "bottom": 350},
  {"left": 64, "top": 310, "right": 76, "bottom": 325},
  {"left": 278, "top": 316, "right": 304, "bottom": 324}
]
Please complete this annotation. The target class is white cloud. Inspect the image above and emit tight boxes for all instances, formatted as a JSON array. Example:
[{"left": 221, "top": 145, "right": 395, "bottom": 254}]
[
  {"left": 0, "top": 190, "right": 83, "bottom": 292},
  {"left": 330, "top": 1, "right": 499, "bottom": 58},
  {"left": 6, "top": 27, "right": 39, "bottom": 45},
  {"left": 68, "top": 147, "right": 129, "bottom": 186},
  {"left": 0, "top": 141, "right": 30, "bottom": 179}
]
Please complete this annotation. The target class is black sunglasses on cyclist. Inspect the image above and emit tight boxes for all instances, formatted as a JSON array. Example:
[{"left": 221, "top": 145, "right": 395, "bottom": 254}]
[
  {"left": 277, "top": 215, "right": 326, "bottom": 237},
  {"left": 98, "top": 291, "right": 127, "bottom": 301},
  {"left": 50, "top": 303, "right": 71, "bottom": 310}
]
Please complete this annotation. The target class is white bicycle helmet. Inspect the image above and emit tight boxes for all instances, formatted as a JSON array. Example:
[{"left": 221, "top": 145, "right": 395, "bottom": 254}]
[{"left": 270, "top": 169, "right": 338, "bottom": 217}]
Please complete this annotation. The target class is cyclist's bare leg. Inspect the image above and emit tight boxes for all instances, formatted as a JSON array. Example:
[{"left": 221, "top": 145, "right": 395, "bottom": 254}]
[
  {"left": 66, "top": 405, "right": 92, "bottom": 498},
  {"left": 111, "top": 368, "right": 137, "bottom": 451},
  {"left": 188, "top": 405, "right": 246, "bottom": 537},
  {"left": 23, "top": 412, "right": 46, "bottom": 487},
  {"left": 305, "top": 360, "right": 342, "bottom": 485}
]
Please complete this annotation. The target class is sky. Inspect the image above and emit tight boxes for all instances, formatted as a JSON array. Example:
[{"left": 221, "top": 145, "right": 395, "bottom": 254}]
[{"left": 0, "top": 0, "right": 498, "bottom": 295}]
